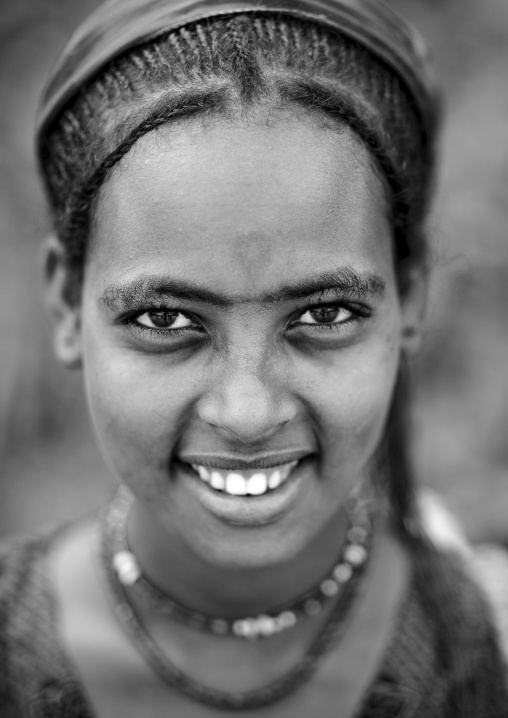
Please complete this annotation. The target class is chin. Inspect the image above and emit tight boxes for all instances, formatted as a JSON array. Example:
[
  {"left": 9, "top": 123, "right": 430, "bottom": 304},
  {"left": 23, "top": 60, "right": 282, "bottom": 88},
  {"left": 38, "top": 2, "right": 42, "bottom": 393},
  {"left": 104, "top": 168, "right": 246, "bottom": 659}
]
[{"left": 188, "top": 516, "right": 326, "bottom": 572}]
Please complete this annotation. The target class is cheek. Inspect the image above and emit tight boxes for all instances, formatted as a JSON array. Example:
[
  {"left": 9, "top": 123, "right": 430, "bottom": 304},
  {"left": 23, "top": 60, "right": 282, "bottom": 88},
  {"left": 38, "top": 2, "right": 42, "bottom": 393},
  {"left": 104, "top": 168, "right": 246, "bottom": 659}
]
[
  {"left": 306, "top": 329, "right": 401, "bottom": 469},
  {"left": 81, "top": 335, "right": 197, "bottom": 490}
]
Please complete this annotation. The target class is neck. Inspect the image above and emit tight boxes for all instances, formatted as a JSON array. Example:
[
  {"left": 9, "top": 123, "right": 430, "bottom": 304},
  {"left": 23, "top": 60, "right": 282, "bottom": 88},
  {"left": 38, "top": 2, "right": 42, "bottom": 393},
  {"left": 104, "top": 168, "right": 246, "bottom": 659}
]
[{"left": 126, "top": 498, "right": 358, "bottom": 619}]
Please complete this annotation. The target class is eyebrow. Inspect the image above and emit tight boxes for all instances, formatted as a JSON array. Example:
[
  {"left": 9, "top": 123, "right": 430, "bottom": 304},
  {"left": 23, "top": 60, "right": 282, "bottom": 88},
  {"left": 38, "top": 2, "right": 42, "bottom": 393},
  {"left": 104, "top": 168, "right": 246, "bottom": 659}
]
[{"left": 101, "top": 267, "right": 385, "bottom": 311}]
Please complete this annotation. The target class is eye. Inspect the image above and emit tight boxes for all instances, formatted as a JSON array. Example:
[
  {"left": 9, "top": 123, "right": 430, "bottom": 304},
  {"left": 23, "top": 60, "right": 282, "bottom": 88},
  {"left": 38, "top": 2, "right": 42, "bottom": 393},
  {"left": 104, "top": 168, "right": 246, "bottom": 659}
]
[
  {"left": 135, "top": 311, "right": 195, "bottom": 330},
  {"left": 297, "top": 305, "right": 354, "bottom": 326}
]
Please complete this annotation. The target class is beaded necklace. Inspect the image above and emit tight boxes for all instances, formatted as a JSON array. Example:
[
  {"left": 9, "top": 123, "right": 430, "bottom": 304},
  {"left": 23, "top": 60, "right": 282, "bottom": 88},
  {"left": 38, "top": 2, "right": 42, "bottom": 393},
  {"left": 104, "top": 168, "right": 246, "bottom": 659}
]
[{"left": 100, "top": 486, "right": 375, "bottom": 709}]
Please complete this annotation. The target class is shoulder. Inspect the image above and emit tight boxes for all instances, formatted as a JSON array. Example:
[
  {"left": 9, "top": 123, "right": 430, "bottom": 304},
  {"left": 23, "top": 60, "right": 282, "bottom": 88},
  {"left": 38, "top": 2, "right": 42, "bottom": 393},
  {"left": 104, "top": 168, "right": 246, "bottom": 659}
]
[
  {"left": 471, "top": 543, "right": 508, "bottom": 660},
  {"left": 0, "top": 527, "right": 62, "bottom": 608},
  {"left": 379, "top": 545, "right": 508, "bottom": 716},
  {"left": 358, "top": 540, "right": 508, "bottom": 718},
  {"left": 404, "top": 493, "right": 508, "bottom": 715},
  {"left": 0, "top": 527, "right": 93, "bottom": 718},
  {"left": 418, "top": 489, "right": 508, "bottom": 661},
  {"left": 0, "top": 530, "right": 55, "bottom": 716},
  {"left": 0, "top": 531, "right": 50, "bottom": 616}
]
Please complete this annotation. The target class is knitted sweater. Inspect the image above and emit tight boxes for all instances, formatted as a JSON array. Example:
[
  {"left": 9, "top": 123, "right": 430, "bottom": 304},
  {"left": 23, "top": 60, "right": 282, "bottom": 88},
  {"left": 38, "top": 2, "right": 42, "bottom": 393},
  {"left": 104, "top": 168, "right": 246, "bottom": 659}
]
[{"left": 0, "top": 526, "right": 507, "bottom": 718}]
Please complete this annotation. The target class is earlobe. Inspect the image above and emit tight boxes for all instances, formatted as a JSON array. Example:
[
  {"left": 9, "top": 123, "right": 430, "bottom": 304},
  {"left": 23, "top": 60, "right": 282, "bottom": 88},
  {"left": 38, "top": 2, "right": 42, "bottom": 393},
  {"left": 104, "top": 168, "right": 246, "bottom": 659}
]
[
  {"left": 401, "top": 323, "right": 422, "bottom": 356},
  {"left": 400, "top": 265, "right": 427, "bottom": 358},
  {"left": 42, "top": 235, "right": 83, "bottom": 369}
]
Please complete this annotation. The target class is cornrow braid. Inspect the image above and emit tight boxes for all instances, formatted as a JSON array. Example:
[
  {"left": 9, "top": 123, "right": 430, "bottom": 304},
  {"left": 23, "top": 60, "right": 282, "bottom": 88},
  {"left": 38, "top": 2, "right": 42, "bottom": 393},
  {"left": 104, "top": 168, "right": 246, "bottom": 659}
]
[
  {"left": 226, "top": 16, "right": 266, "bottom": 100},
  {"left": 60, "top": 87, "right": 228, "bottom": 284},
  {"left": 40, "top": 13, "right": 431, "bottom": 289}
]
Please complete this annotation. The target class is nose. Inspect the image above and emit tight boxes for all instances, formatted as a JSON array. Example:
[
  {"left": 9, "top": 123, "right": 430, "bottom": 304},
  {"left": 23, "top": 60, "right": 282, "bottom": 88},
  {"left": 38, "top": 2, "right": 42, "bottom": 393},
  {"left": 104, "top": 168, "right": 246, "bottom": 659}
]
[{"left": 196, "top": 352, "right": 298, "bottom": 444}]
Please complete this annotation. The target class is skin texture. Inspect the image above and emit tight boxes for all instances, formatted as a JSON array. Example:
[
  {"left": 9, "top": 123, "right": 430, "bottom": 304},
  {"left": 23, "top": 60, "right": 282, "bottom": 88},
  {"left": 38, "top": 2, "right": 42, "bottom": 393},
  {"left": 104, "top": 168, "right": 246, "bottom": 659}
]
[{"left": 48, "top": 108, "right": 422, "bottom": 616}]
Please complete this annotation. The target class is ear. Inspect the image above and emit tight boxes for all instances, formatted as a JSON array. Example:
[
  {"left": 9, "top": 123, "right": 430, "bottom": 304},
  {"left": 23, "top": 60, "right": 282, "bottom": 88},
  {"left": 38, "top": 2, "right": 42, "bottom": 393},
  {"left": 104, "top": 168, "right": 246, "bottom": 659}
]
[
  {"left": 42, "top": 235, "right": 82, "bottom": 369},
  {"left": 399, "top": 266, "right": 428, "bottom": 357}
]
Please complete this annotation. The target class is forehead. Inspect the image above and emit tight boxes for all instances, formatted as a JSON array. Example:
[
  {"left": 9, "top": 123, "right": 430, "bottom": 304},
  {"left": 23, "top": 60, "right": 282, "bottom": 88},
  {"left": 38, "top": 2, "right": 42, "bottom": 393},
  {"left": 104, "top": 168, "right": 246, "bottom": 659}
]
[{"left": 90, "top": 111, "right": 393, "bottom": 293}]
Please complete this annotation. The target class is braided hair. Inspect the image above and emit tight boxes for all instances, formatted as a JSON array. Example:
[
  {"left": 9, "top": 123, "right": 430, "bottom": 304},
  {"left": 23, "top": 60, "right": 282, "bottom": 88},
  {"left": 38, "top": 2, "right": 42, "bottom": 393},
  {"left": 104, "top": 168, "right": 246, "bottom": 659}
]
[{"left": 40, "top": 14, "right": 432, "bottom": 294}]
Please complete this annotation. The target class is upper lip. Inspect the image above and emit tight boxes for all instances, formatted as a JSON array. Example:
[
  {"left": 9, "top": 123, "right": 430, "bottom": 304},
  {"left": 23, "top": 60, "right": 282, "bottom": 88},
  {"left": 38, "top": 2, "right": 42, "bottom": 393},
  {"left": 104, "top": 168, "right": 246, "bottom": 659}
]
[{"left": 177, "top": 450, "right": 312, "bottom": 471}]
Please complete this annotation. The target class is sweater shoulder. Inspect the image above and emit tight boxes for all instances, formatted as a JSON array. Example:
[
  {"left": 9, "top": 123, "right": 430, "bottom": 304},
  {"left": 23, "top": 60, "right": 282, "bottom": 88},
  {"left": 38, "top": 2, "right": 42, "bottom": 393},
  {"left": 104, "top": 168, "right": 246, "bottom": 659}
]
[
  {"left": 0, "top": 526, "right": 93, "bottom": 718},
  {"left": 472, "top": 543, "right": 508, "bottom": 661},
  {"left": 356, "top": 543, "right": 508, "bottom": 718}
]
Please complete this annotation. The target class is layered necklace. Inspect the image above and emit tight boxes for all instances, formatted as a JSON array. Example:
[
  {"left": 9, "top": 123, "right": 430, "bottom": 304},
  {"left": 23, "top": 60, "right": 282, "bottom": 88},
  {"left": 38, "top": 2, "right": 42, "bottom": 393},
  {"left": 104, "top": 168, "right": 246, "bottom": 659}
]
[{"left": 100, "top": 485, "right": 375, "bottom": 710}]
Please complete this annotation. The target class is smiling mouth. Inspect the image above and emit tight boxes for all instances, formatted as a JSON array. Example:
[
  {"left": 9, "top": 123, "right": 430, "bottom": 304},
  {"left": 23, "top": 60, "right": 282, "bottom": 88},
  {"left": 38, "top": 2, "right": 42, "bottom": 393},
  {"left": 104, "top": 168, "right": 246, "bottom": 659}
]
[{"left": 189, "top": 461, "right": 299, "bottom": 497}]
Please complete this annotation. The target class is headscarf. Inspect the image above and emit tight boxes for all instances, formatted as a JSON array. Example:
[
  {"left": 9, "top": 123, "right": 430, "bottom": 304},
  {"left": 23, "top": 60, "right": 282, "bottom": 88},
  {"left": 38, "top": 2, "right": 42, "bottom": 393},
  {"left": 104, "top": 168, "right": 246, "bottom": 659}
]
[
  {"left": 36, "top": 0, "right": 440, "bottom": 275},
  {"left": 37, "top": 0, "right": 439, "bottom": 147}
]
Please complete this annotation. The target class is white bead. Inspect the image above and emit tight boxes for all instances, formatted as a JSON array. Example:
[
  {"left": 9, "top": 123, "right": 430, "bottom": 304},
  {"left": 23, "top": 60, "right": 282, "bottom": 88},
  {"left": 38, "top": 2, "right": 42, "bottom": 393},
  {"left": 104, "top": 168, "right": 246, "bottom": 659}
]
[
  {"left": 320, "top": 579, "right": 339, "bottom": 597},
  {"left": 233, "top": 618, "right": 258, "bottom": 639},
  {"left": 347, "top": 526, "right": 368, "bottom": 544},
  {"left": 244, "top": 619, "right": 259, "bottom": 639},
  {"left": 113, "top": 551, "right": 141, "bottom": 585},
  {"left": 256, "top": 615, "right": 276, "bottom": 637},
  {"left": 333, "top": 563, "right": 353, "bottom": 583},
  {"left": 272, "top": 615, "right": 285, "bottom": 632},
  {"left": 233, "top": 619, "right": 249, "bottom": 637},
  {"left": 344, "top": 544, "right": 367, "bottom": 566},
  {"left": 279, "top": 610, "right": 297, "bottom": 628}
]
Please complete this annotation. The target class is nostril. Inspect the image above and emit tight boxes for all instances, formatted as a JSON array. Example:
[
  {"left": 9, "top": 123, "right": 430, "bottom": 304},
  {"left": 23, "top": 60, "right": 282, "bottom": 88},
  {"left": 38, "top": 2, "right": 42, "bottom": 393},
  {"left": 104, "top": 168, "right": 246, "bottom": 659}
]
[
  {"left": 202, "top": 413, "right": 287, "bottom": 445},
  {"left": 196, "top": 374, "right": 297, "bottom": 443}
]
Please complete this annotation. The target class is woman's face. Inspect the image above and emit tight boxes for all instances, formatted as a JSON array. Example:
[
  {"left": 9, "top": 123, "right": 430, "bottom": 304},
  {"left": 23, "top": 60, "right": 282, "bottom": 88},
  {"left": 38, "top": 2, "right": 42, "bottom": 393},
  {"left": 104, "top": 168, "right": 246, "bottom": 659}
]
[{"left": 63, "top": 110, "right": 419, "bottom": 569}]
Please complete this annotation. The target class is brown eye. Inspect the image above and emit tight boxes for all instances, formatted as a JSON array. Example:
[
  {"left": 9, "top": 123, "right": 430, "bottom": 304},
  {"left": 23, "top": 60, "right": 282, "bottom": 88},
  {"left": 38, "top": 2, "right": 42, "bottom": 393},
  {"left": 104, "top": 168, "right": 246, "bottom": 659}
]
[
  {"left": 298, "top": 306, "right": 352, "bottom": 326},
  {"left": 136, "top": 311, "right": 194, "bottom": 330}
]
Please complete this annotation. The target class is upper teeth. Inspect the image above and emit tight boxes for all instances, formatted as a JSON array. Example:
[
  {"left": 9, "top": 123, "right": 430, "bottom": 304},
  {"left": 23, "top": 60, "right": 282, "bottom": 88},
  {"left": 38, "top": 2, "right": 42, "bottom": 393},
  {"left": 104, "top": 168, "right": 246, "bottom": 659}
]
[{"left": 191, "top": 462, "right": 298, "bottom": 496}]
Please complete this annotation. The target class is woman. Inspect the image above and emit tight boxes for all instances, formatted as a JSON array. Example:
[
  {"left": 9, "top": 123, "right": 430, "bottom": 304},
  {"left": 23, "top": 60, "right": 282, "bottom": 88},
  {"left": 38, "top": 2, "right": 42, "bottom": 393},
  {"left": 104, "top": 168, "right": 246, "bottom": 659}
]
[{"left": 1, "top": 0, "right": 507, "bottom": 715}]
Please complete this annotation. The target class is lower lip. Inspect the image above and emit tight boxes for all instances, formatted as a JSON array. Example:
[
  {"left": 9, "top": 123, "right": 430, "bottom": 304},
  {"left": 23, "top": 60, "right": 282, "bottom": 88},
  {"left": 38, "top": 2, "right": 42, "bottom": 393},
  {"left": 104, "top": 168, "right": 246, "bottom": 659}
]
[{"left": 178, "top": 461, "right": 305, "bottom": 527}]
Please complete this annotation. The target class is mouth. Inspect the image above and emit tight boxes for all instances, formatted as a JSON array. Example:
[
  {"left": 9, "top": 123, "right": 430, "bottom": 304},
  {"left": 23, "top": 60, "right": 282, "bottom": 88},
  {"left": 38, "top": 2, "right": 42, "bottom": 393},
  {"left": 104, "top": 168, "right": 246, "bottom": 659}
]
[
  {"left": 189, "top": 461, "right": 299, "bottom": 497},
  {"left": 176, "top": 451, "right": 311, "bottom": 525}
]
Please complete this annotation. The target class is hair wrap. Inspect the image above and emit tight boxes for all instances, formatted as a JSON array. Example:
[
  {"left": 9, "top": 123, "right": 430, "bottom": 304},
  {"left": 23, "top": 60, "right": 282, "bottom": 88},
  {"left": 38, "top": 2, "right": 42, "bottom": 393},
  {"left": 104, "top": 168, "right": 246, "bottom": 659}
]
[
  {"left": 36, "top": 0, "right": 440, "bottom": 284},
  {"left": 37, "top": 0, "right": 439, "bottom": 150}
]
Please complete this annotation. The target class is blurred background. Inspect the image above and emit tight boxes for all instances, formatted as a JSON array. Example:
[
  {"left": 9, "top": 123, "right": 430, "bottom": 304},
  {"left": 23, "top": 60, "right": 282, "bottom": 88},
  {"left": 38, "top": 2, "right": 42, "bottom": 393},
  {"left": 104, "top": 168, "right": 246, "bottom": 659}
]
[{"left": 0, "top": 0, "right": 507, "bottom": 542}]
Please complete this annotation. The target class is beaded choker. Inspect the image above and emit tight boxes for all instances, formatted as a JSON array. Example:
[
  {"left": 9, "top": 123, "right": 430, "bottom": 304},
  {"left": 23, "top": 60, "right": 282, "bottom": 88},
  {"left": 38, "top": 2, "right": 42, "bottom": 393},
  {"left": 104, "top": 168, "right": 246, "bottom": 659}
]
[
  {"left": 100, "top": 485, "right": 375, "bottom": 709},
  {"left": 103, "top": 486, "right": 373, "bottom": 640}
]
